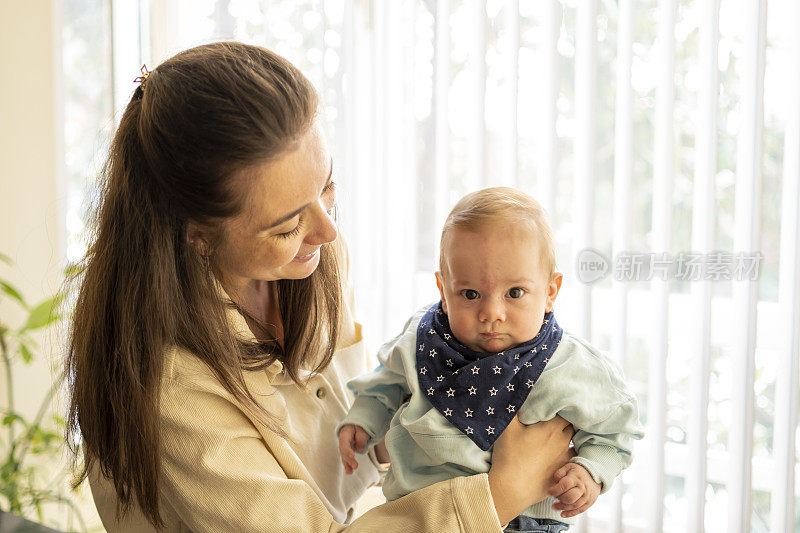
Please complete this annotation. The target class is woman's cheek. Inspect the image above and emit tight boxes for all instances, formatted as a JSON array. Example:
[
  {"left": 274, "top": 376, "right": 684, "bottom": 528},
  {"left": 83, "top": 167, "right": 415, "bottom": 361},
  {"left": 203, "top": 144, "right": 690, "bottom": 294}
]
[{"left": 273, "top": 238, "right": 303, "bottom": 265}]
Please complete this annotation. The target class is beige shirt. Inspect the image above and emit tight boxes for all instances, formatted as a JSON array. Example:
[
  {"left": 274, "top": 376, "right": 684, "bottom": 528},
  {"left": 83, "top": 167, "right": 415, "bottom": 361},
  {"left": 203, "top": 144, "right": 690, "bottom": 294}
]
[{"left": 89, "top": 298, "right": 503, "bottom": 532}]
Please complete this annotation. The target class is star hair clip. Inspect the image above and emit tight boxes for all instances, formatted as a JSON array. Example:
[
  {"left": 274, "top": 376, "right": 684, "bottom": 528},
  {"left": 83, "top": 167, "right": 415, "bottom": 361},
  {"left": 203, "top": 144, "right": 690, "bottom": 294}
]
[{"left": 133, "top": 64, "right": 151, "bottom": 85}]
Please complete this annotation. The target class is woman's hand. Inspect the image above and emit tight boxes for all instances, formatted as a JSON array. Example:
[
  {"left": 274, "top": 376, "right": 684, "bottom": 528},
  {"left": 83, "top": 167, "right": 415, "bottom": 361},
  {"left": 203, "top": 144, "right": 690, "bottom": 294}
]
[{"left": 488, "top": 416, "right": 575, "bottom": 525}]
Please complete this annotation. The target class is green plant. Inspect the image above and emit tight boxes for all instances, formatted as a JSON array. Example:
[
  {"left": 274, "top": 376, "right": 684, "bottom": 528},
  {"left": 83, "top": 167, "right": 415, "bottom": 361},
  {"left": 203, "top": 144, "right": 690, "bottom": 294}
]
[{"left": 0, "top": 252, "right": 88, "bottom": 531}]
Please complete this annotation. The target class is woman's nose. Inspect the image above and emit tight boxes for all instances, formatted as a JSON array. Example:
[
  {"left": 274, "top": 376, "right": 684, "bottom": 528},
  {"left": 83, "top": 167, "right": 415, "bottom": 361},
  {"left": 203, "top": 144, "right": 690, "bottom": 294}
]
[
  {"left": 304, "top": 199, "right": 338, "bottom": 246},
  {"left": 478, "top": 298, "right": 505, "bottom": 323}
]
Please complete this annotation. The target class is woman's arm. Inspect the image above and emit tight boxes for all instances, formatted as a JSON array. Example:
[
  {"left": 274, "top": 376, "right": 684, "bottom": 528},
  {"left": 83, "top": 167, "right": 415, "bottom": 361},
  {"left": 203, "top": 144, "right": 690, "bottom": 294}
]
[
  {"left": 158, "top": 375, "right": 504, "bottom": 532},
  {"left": 156, "top": 374, "right": 572, "bottom": 531}
]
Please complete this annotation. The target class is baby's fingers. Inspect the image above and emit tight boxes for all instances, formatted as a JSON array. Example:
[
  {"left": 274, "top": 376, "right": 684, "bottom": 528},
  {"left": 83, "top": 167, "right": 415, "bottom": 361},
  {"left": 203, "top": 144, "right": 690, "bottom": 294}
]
[
  {"left": 354, "top": 427, "right": 370, "bottom": 453},
  {"left": 338, "top": 426, "right": 359, "bottom": 474},
  {"left": 559, "top": 501, "right": 593, "bottom": 518},
  {"left": 555, "top": 486, "right": 583, "bottom": 506},
  {"left": 552, "top": 464, "right": 570, "bottom": 483},
  {"left": 342, "top": 448, "right": 359, "bottom": 473},
  {"left": 338, "top": 426, "right": 355, "bottom": 457},
  {"left": 552, "top": 492, "right": 587, "bottom": 511},
  {"left": 547, "top": 473, "right": 577, "bottom": 498}
]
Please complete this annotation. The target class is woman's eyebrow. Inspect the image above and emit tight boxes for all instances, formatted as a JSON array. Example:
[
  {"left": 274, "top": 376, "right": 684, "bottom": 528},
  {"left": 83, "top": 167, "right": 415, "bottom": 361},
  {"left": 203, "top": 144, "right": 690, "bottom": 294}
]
[
  {"left": 266, "top": 204, "right": 309, "bottom": 229},
  {"left": 262, "top": 160, "right": 334, "bottom": 230}
]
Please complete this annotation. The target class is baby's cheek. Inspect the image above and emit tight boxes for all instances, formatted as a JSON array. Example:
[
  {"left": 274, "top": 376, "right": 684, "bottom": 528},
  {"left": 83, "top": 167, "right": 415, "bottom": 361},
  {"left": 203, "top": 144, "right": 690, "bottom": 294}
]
[{"left": 450, "top": 315, "right": 473, "bottom": 337}]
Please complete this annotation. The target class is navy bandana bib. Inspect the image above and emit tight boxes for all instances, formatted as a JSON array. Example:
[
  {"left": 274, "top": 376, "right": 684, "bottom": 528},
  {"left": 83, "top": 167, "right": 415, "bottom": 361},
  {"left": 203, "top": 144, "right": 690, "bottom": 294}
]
[{"left": 414, "top": 302, "right": 563, "bottom": 450}]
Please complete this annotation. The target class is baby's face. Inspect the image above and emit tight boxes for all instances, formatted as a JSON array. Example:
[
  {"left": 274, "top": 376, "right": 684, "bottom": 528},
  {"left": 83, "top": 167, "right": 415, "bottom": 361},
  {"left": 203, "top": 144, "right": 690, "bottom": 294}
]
[{"left": 436, "top": 224, "right": 561, "bottom": 354}]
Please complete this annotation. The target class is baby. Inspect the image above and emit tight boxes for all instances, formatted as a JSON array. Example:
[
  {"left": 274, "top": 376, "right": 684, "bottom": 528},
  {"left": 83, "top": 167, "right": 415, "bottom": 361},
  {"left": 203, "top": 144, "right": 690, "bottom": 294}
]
[{"left": 338, "top": 187, "right": 643, "bottom": 531}]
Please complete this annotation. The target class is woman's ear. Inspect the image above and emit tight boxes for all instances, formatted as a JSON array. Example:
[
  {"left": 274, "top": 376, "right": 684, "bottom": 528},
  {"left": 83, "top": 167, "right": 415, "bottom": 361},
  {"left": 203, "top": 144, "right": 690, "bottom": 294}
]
[
  {"left": 435, "top": 271, "right": 448, "bottom": 314},
  {"left": 186, "top": 222, "right": 210, "bottom": 256}
]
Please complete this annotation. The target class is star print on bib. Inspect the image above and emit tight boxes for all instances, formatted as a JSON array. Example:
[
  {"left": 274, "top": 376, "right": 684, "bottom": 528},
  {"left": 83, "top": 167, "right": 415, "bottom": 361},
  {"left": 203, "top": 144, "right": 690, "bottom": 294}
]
[{"left": 415, "top": 302, "right": 563, "bottom": 450}]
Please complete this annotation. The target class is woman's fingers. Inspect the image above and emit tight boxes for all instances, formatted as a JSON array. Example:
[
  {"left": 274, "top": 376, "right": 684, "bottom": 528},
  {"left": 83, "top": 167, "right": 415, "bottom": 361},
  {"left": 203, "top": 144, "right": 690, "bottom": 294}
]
[{"left": 538, "top": 414, "right": 575, "bottom": 438}]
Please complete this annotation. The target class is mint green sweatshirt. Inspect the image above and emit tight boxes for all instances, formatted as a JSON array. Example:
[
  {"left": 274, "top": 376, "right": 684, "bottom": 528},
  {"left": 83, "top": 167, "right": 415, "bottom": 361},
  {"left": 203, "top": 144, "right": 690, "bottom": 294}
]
[{"left": 339, "top": 306, "right": 644, "bottom": 525}]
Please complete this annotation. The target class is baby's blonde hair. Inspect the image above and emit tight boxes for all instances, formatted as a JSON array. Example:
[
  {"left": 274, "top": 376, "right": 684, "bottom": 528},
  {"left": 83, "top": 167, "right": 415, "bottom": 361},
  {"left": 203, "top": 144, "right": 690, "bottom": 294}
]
[{"left": 439, "top": 187, "right": 556, "bottom": 280}]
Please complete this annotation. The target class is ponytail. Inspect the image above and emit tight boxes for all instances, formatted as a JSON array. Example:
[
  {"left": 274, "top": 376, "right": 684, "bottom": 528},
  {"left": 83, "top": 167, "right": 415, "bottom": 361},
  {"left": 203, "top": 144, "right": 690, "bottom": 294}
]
[{"left": 68, "top": 90, "right": 176, "bottom": 526}]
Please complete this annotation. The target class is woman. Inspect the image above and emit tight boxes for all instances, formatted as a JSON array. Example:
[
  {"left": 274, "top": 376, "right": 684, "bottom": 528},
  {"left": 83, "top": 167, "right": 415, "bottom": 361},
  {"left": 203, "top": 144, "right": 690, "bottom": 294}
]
[{"left": 67, "top": 41, "right": 574, "bottom": 532}]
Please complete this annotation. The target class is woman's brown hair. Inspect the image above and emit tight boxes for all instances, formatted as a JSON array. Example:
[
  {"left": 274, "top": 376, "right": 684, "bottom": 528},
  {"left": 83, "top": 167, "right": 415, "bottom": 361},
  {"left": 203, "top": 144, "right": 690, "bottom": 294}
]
[{"left": 66, "top": 42, "right": 341, "bottom": 528}]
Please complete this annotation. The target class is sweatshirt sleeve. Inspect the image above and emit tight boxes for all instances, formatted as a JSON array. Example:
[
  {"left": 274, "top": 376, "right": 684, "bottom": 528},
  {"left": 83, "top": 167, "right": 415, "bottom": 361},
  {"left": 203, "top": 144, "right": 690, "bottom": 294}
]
[
  {"left": 569, "top": 396, "right": 642, "bottom": 493},
  {"left": 517, "top": 334, "right": 644, "bottom": 495},
  {"left": 159, "top": 374, "right": 503, "bottom": 533},
  {"left": 562, "top": 339, "right": 644, "bottom": 493},
  {"left": 337, "top": 317, "right": 417, "bottom": 444}
]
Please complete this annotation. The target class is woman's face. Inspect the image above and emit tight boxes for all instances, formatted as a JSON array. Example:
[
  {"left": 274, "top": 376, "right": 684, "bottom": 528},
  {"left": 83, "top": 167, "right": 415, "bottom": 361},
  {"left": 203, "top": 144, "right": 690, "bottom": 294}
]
[{"left": 211, "top": 122, "right": 337, "bottom": 294}]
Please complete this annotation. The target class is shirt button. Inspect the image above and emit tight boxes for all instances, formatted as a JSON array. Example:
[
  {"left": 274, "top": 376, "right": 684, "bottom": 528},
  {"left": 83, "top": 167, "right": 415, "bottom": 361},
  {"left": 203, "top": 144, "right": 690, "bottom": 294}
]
[{"left": 315, "top": 388, "right": 326, "bottom": 399}]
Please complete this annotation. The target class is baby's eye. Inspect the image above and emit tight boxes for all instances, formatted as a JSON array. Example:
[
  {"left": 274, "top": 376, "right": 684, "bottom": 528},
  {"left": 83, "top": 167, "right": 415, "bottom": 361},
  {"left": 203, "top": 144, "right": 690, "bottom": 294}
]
[
  {"left": 507, "top": 287, "right": 525, "bottom": 299},
  {"left": 461, "top": 289, "right": 480, "bottom": 300}
]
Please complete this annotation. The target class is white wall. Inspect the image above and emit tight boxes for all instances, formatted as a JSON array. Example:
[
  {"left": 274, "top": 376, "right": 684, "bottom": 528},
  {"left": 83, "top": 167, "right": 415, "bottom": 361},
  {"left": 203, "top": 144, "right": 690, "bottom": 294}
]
[
  {"left": 0, "top": 0, "right": 64, "bottom": 418},
  {"left": 0, "top": 1, "right": 102, "bottom": 529}
]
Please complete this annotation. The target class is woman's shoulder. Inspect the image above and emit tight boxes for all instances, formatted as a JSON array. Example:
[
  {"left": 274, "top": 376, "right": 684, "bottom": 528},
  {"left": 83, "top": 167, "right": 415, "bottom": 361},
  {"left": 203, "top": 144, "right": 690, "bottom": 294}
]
[
  {"left": 162, "top": 344, "right": 200, "bottom": 380},
  {"left": 160, "top": 346, "right": 230, "bottom": 401},
  {"left": 161, "top": 344, "right": 278, "bottom": 393}
]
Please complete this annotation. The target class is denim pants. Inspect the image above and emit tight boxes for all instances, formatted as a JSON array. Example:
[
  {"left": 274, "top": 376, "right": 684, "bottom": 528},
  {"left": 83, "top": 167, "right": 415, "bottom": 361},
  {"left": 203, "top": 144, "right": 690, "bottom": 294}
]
[{"left": 503, "top": 516, "right": 569, "bottom": 532}]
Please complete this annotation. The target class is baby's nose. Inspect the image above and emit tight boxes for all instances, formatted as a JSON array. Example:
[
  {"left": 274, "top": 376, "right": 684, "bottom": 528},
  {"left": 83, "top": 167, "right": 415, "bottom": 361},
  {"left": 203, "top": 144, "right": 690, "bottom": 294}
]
[{"left": 479, "top": 298, "right": 506, "bottom": 323}]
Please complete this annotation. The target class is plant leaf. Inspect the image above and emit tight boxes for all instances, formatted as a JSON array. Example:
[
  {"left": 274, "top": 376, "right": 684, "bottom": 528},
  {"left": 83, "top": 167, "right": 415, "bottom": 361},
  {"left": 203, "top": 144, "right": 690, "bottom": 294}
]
[
  {"left": 2, "top": 412, "right": 25, "bottom": 427},
  {"left": 18, "top": 343, "right": 33, "bottom": 364},
  {"left": 21, "top": 295, "right": 64, "bottom": 332},
  {"left": 0, "top": 253, "right": 11, "bottom": 266},
  {"left": 63, "top": 263, "right": 84, "bottom": 277},
  {"left": 0, "top": 281, "right": 27, "bottom": 308}
]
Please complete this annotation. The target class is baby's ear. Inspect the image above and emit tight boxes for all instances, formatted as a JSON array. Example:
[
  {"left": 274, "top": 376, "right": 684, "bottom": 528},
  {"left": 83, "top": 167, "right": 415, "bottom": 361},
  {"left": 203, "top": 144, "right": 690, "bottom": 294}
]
[
  {"left": 546, "top": 272, "right": 563, "bottom": 312},
  {"left": 435, "top": 272, "right": 448, "bottom": 314}
]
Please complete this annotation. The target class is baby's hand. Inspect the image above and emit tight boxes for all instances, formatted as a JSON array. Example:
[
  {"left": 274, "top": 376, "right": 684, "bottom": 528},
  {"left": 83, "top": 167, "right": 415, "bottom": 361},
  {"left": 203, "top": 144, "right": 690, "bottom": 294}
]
[
  {"left": 338, "top": 424, "right": 371, "bottom": 474},
  {"left": 546, "top": 463, "right": 601, "bottom": 518}
]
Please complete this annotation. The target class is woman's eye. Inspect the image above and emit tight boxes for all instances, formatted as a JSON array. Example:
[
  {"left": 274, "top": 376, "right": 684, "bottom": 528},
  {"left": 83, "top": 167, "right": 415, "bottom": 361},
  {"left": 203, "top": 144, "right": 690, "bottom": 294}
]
[
  {"left": 461, "top": 289, "right": 480, "bottom": 300},
  {"left": 277, "top": 217, "right": 303, "bottom": 239},
  {"left": 323, "top": 181, "right": 337, "bottom": 214},
  {"left": 507, "top": 287, "right": 525, "bottom": 299}
]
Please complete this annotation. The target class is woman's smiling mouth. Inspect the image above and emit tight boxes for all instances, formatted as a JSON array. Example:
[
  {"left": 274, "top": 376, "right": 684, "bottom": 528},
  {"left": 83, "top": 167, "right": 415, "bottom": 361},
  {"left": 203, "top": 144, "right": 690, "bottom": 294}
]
[{"left": 293, "top": 249, "right": 319, "bottom": 263}]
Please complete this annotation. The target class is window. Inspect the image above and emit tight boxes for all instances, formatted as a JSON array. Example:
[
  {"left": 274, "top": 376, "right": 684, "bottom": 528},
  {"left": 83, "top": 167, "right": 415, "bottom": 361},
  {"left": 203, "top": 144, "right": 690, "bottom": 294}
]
[{"left": 61, "top": 1, "right": 800, "bottom": 530}]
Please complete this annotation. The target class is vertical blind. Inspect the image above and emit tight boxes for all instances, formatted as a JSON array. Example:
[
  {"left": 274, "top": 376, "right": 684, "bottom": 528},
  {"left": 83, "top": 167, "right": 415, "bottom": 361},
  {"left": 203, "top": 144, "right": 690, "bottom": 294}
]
[{"left": 61, "top": 0, "right": 800, "bottom": 530}]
